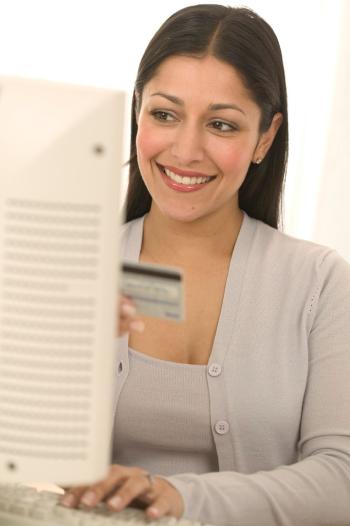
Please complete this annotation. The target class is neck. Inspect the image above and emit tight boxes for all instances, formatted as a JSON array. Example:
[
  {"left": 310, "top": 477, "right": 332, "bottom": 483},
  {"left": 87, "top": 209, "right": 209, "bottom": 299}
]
[{"left": 141, "top": 203, "right": 244, "bottom": 266}]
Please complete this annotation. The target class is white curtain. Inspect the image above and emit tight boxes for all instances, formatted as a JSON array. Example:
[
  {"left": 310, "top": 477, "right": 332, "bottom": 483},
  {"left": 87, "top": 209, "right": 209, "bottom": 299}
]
[
  {"left": 310, "top": 0, "right": 350, "bottom": 261},
  {"left": 282, "top": 0, "right": 350, "bottom": 261}
]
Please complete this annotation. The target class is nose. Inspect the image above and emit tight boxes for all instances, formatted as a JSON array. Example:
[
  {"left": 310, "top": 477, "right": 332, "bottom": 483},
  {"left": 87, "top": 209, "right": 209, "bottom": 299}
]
[{"left": 170, "top": 121, "right": 205, "bottom": 165}]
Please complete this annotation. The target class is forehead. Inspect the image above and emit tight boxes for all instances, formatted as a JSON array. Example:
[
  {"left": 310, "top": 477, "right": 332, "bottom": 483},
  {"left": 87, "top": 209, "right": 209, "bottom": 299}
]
[{"left": 143, "top": 54, "right": 257, "bottom": 110}]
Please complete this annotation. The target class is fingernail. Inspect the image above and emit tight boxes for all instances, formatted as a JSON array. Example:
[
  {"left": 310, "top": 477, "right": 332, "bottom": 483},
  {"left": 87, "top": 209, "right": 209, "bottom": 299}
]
[
  {"left": 121, "top": 303, "right": 136, "bottom": 316},
  {"left": 108, "top": 495, "right": 122, "bottom": 510},
  {"left": 129, "top": 320, "right": 145, "bottom": 333},
  {"left": 61, "top": 494, "right": 75, "bottom": 507},
  {"left": 147, "top": 506, "right": 160, "bottom": 518},
  {"left": 81, "top": 491, "right": 97, "bottom": 507}
]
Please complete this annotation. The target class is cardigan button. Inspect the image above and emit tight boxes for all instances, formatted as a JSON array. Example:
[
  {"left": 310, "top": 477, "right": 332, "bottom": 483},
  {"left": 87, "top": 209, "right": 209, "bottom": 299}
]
[
  {"left": 214, "top": 420, "right": 230, "bottom": 435},
  {"left": 208, "top": 363, "right": 222, "bottom": 377}
]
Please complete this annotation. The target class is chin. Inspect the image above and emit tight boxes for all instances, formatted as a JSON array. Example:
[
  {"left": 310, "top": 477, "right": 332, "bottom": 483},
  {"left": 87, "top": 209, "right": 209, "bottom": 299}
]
[{"left": 158, "top": 206, "right": 208, "bottom": 224}]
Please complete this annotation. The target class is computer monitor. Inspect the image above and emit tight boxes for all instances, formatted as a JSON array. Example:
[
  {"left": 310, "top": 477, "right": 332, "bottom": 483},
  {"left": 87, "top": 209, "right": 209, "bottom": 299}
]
[{"left": 0, "top": 76, "right": 125, "bottom": 486}]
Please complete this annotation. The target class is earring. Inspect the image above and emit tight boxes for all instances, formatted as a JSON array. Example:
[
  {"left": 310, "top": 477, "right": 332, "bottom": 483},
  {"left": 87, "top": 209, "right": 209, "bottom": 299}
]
[{"left": 255, "top": 158, "right": 262, "bottom": 165}]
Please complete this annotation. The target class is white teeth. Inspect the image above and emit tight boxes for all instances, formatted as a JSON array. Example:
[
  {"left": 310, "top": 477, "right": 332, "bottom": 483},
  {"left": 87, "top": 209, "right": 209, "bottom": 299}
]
[{"left": 163, "top": 167, "right": 211, "bottom": 185}]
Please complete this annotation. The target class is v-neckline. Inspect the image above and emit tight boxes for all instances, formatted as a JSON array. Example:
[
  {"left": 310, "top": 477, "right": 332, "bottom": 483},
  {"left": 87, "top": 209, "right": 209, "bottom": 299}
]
[
  {"left": 207, "top": 211, "right": 256, "bottom": 365},
  {"left": 123, "top": 210, "right": 257, "bottom": 366}
]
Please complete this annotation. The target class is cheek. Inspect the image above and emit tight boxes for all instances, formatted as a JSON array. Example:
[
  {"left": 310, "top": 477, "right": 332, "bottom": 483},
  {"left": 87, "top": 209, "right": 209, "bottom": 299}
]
[
  {"left": 136, "top": 121, "right": 166, "bottom": 163},
  {"left": 215, "top": 141, "right": 252, "bottom": 175}
]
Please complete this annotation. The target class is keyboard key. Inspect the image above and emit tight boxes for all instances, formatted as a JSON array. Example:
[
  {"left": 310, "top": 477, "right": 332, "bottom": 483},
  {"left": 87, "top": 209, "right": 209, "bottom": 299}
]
[{"left": 0, "top": 483, "right": 213, "bottom": 526}]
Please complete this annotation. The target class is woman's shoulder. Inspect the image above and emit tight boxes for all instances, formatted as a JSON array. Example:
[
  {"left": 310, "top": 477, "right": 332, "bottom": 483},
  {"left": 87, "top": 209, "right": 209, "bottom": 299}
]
[
  {"left": 248, "top": 213, "right": 350, "bottom": 282},
  {"left": 119, "top": 214, "right": 146, "bottom": 260},
  {"left": 120, "top": 215, "right": 145, "bottom": 238}
]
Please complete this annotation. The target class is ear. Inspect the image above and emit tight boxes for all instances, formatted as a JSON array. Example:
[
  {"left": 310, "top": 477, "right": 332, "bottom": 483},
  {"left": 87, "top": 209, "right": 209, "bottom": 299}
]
[{"left": 253, "top": 112, "right": 283, "bottom": 163}]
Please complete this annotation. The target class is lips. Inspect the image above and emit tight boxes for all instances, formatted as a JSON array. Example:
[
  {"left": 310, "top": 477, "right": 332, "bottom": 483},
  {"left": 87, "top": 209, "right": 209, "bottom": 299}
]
[
  {"left": 159, "top": 163, "right": 215, "bottom": 179},
  {"left": 156, "top": 163, "right": 216, "bottom": 193}
]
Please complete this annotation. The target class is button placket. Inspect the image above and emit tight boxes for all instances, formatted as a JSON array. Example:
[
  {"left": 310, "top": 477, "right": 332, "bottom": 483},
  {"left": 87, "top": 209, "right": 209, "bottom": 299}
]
[
  {"left": 214, "top": 420, "right": 230, "bottom": 435},
  {"left": 208, "top": 363, "right": 222, "bottom": 377}
]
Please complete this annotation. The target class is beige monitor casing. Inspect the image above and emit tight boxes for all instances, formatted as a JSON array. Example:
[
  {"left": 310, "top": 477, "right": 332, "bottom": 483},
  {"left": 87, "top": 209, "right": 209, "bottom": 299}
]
[{"left": 0, "top": 76, "right": 125, "bottom": 486}]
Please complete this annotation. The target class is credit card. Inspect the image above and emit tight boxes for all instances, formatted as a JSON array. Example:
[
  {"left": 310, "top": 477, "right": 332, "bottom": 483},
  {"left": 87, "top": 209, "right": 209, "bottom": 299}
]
[{"left": 120, "top": 260, "right": 184, "bottom": 321}]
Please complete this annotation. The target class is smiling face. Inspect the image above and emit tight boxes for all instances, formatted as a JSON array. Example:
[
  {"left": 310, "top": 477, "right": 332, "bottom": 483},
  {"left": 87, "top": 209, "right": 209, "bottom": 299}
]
[{"left": 135, "top": 54, "right": 280, "bottom": 224}]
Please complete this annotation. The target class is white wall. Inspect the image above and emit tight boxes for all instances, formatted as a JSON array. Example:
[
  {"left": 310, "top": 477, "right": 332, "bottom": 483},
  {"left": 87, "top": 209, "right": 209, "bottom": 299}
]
[
  {"left": 0, "top": 0, "right": 348, "bottom": 259},
  {"left": 311, "top": 0, "right": 350, "bottom": 261}
]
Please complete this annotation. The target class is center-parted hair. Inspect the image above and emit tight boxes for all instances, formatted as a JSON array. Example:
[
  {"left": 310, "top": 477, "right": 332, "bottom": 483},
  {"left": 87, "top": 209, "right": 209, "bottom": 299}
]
[{"left": 125, "top": 4, "right": 288, "bottom": 229}]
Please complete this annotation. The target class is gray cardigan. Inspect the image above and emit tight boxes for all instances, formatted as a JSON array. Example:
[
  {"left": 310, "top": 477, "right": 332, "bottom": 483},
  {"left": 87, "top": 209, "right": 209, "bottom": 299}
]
[{"left": 114, "top": 211, "right": 350, "bottom": 526}]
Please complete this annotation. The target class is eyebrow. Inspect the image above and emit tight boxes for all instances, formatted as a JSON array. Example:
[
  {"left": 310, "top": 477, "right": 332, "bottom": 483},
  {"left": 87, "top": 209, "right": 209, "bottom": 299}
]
[{"left": 150, "top": 91, "right": 246, "bottom": 116}]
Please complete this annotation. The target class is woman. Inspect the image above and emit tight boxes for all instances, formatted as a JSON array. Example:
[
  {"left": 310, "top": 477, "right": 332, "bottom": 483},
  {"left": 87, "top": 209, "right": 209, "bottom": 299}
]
[{"left": 62, "top": 5, "right": 350, "bottom": 525}]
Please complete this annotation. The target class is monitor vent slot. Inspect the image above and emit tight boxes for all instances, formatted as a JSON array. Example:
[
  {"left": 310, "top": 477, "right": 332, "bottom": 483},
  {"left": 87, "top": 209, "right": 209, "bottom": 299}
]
[{"left": 0, "top": 198, "right": 101, "bottom": 460}]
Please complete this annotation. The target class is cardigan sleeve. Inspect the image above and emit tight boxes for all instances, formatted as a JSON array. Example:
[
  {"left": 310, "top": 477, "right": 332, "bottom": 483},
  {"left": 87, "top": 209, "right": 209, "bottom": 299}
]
[{"left": 164, "top": 250, "right": 350, "bottom": 526}]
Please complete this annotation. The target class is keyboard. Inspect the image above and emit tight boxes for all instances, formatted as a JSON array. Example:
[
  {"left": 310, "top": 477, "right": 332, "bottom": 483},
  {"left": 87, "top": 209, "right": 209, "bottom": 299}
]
[{"left": 0, "top": 483, "right": 208, "bottom": 526}]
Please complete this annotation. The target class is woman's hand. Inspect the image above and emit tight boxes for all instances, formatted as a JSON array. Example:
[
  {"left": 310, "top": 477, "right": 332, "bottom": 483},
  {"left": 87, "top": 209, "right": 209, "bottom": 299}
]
[
  {"left": 118, "top": 295, "right": 145, "bottom": 336},
  {"left": 60, "top": 464, "right": 184, "bottom": 520}
]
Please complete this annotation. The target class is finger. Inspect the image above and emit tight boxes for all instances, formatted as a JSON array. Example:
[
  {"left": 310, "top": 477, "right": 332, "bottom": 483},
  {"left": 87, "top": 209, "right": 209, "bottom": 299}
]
[
  {"left": 135, "top": 487, "right": 157, "bottom": 504},
  {"left": 118, "top": 317, "right": 145, "bottom": 336},
  {"left": 118, "top": 317, "right": 131, "bottom": 336},
  {"left": 146, "top": 495, "right": 171, "bottom": 520},
  {"left": 107, "top": 474, "right": 151, "bottom": 512},
  {"left": 120, "top": 301, "right": 137, "bottom": 319},
  {"left": 60, "top": 486, "right": 87, "bottom": 508},
  {"left": 118, "top": 299, "right": 145, "bottom": 336},
  {"left": 118, "top": 317, "right": 145, "bottom": 335},
  {"left": 78, "top": 468, "right": 127, "bottom": 508},
  {"left": 129, "top": 319, "right": 145, "bottom": 332}
]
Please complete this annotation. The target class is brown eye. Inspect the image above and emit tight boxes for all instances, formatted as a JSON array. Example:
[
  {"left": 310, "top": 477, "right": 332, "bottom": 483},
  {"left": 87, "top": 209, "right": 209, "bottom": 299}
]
[
  {"left": 209, "top": 120, "right": 237, "bottom": 132},
  {"left": 151, "top": 110, "right": 175, "bottom": 122}
]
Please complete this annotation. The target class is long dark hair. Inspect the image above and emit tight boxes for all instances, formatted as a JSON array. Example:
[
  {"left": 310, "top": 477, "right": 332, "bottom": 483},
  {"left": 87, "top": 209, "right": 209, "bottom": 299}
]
[{"left": 124, "top": 4, "right": 288, "bottom": 229}]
